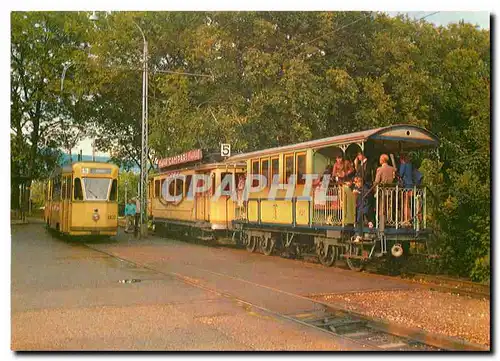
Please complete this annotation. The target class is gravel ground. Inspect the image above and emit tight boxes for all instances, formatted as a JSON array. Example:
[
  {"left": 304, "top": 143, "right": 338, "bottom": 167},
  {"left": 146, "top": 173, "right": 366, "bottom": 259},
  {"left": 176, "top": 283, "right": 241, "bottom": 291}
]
[{"left": 314, "top": 289, "right": 490, "bottom": 347}]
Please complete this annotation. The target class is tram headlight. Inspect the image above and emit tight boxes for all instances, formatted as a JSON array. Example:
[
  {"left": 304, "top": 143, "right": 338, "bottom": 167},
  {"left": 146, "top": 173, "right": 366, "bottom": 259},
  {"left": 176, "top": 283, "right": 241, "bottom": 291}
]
[{"left": 92, "top": 212, "right": 100, "bottom": 222}]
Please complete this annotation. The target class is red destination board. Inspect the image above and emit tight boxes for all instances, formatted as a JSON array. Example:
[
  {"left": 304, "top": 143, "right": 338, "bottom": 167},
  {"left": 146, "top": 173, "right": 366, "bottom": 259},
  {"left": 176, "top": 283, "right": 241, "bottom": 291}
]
[{"left": 157, "top": 149, "right": 203, "bottom": 169}]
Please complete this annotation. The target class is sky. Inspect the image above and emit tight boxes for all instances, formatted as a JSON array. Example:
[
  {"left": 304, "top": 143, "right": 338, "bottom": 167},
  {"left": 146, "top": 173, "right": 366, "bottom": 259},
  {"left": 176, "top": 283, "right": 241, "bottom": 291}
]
[{"left": 72, "top": 11, "right": 490, "bottom": 156}]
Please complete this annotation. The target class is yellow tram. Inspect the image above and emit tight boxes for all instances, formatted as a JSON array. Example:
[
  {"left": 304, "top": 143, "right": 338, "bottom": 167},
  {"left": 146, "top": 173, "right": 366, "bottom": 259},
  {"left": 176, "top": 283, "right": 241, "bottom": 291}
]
[
  {"left": 44, "top": 161, "right": 119, "bottom": 236},
  {"left": 148, "top": 150, "right": 245, "bottom": 238}
]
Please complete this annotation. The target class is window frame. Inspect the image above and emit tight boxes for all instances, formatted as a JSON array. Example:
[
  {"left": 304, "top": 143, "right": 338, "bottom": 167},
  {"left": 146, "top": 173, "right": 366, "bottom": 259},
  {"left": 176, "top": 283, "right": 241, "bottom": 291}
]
[
  {"left": 251, "top": 160, "right": 260, "bottom": 187},
  {"left": 260, "top": 158, "right": 270, "bottom": 186},
  {"left": 296, "top": 152, "right": 307, "bottom": 185},
  {"left": 284, "top": 153, "right": 295, "bottom": 184},
  {"left": 73, "top": 177, "right": 83, "bottom": 201},
  {"left": 270, "top": 156, "right": 279, "bottom": 184}
]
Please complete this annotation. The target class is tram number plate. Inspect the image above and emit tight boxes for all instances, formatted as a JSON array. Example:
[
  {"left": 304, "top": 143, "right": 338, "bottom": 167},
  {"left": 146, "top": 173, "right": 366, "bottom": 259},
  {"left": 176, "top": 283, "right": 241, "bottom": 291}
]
[{"left": 108, "top": 214, "right": 116, "bottom": 220}]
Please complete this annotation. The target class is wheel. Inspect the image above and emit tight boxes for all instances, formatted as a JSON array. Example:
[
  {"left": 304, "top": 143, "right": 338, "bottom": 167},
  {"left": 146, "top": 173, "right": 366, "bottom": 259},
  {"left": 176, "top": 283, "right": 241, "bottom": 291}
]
[
  {"left": 246, "top": 235, "right": 257, "bottom": 253},
  {"left": 261, "top": 236, "right": 276, "bottom": 256},
  {"left": 346, "top": 244, "right": 366, "bottom": 272},
  {"left": 317, "top": 242, "right": 336, "bottom": 267}
]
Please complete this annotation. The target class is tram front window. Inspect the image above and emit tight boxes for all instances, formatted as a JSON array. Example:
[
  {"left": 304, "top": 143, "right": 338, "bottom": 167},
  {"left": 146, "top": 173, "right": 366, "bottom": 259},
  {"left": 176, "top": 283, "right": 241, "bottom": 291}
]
[{"left": 83, "top": 178, "right": 111, "bottom": 200}]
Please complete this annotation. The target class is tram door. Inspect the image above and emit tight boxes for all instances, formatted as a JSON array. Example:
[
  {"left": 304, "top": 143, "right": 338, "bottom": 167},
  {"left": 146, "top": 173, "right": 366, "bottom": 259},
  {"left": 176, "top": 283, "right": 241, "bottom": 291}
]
[
  {"left": 61, "top": 175, "right": 72, "bottom": 233},
  {"left": 195, "top": 172, "right": 210, "bottom": 222}
]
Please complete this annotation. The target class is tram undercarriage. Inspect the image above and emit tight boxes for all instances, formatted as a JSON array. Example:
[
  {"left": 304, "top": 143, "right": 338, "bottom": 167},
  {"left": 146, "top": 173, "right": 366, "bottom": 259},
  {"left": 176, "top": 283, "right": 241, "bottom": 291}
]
[{"left": 233, "top": 223, "right": 430, "bottom": 271}]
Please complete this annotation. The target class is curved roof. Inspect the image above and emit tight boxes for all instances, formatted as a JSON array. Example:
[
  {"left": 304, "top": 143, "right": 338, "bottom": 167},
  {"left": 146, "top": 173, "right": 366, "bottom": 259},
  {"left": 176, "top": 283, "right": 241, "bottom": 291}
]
[{"left": 227, "top": 124, "right": 439, "bottom": 162}]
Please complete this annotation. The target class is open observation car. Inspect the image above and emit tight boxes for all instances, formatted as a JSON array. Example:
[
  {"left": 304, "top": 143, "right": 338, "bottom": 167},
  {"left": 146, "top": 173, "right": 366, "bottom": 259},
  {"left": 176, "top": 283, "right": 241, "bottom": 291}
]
[{"left": 227, "top": 124, "right": 439, "bottom": 271}]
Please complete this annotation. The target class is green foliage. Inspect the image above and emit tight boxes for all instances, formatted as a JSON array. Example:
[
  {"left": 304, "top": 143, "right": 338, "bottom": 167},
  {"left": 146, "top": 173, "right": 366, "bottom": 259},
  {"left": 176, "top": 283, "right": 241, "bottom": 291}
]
[
  {"left": 118, "top": 171, "right": 139, "bottom": 211},
  {"left": 10, "top": 11, "right": 490, "bottom": 281}
]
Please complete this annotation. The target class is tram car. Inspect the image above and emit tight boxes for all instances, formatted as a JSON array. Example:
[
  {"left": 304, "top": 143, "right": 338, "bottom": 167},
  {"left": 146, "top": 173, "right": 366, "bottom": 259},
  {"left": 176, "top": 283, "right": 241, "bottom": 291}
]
[
  {"left": 44, "top": 161, "right": 119, "bottom": 236},
  {"left": 226, "top": 124, "right": 439, "bottom": 271},
  {"left": 148, "top": 149, "right": 246, "bottom": 239}
]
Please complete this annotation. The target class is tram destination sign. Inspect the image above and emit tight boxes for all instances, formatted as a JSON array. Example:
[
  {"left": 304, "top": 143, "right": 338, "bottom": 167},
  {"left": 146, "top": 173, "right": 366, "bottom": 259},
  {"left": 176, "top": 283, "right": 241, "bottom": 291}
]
[{"left": 158, "top": 149, "right": 203, "bottom": 169}]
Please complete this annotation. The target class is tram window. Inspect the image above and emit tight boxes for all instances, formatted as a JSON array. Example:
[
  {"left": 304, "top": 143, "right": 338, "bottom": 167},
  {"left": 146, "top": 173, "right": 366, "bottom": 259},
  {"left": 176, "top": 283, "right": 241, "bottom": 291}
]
[
  {"left": 109, "top": 179, "right": 117, "bottom": 201},
  {"left": 67, "top": 177, "right": 72, "bottom": 199},
  {"left": 221, "top": 172, "right": 232, "bottom": 192},
  {"left": 185, "top": 175, "right": 193, "bottom": 195},
  {"left": 251, "top": 160, "right": 260, "bottom": 187},
  {"left": 175, "top": 178, "right": 184, "bottom": 197},
  {"left": 168, "top": 179, "right": 175, "bottom": 198},
  {"left": 284, "top": 154, "right": 294, "bottom": 184},
  {"left": 53, "top": 178, "right": 61, "bottom": 201},
  {"left": 296, "top": 153, "right": 306, "bottom": 185},
  {"left": 154, "top": 180, "right": 161, "bottom": 198},
  {"left": 261, "top": 159, "right": 269, "bottom": 184},
  {"left": 83, "top": 178, "right": 111, "bottom": 200},
  {"left": 62, "top": 178, "right": 67, "bottom": 200},
  {"left": 271, "top": 157, "right": 279, "bottom": 183},
  {"left": 159, "top": 178, "right": 166, "bottom": 197},
  {"left": 74, "top": 178, "right": 83, "bottom": 201}
]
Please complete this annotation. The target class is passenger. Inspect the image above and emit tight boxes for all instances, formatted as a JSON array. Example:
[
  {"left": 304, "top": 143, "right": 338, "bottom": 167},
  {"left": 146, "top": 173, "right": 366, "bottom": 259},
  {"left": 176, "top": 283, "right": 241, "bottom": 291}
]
[
  {"left": 124, "top": 199, "right": 136, "bottom": 233},
  {"left": 332, "top": 155, "right": 346, "bottom": 183},
  {"left": 236, "top": 174, "right": 245, "bottom": 205},
  {"left": 374, "top": 154, "right": 396, "bottom": 185},
  {"left": 354, "top": 152, "right": 371, "bottom": 183},
  {"left": 373, "top": 154, "right": 396, "bottom": 230},
  {"left": 399, "top": 153, "right": 413, "bottom": 188},
  {"left": 352, "top": 176, "right": 372, "bottom": 226},
  {"left": 399, "top": 153, "right": 413, "bottom": 226},
  {"left": 344, "top": 158, "right": 355, "bottom": 183}
]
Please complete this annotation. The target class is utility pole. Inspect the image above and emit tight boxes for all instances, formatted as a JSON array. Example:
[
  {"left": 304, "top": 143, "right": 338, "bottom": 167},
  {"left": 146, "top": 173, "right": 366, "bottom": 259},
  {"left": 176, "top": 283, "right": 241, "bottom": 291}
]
[
  {"left": 124, "top": 180, "right": 128, "bottom": 206},
  {"left": 92, "top": 139, "right": 96, "bottom": 161},
  {"left": 136, "top": 22, "right": 149, "bottom": 239}
]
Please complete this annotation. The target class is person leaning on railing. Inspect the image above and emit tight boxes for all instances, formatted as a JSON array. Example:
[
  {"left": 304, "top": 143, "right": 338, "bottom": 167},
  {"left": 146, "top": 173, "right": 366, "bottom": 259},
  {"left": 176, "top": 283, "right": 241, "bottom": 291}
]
[
  {"left": 399, "top": 153, "right": 413, "bottom": 226},
  {"left": 374, "top": 154, "right": 396, "bottom": 185},
  {"left": 371, "top": 154, "right": 396, "bottom": 228}
]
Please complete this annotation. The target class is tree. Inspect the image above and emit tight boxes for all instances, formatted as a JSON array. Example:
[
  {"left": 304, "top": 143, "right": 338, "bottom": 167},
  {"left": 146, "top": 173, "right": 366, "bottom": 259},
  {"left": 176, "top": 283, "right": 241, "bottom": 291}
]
[{"left": 11, "top": 11, "right": 96, "bottom": 207}]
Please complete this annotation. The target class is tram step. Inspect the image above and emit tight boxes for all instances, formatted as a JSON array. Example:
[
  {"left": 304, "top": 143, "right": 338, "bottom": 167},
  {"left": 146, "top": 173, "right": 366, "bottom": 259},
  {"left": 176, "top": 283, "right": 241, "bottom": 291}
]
[
  {"left": 313, "top": 318, "right": 365, "bottom": 329},
  {"left": 377, "top": 342, "right": 408, "bottom": 349}
]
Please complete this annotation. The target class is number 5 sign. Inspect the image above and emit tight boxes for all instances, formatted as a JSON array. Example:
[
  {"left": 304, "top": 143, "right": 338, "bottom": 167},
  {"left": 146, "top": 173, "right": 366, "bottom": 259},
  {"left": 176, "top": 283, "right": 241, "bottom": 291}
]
[{"left": 221, "top": 143, "right": 231, "bottom": 157}]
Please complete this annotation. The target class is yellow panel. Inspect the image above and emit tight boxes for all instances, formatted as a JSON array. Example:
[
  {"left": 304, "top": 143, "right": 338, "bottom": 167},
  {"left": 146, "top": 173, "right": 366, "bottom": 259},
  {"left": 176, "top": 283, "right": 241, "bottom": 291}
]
[
  {"left": 260, "top": 199, "right": 293, "bottom": 224},
  {"left": 343, "top": 186, "right": 356, "bottom": 225},
  {"left": 248, "top": 200, "right": 259, "bottom": 222},
  {"left": 295, "top": 200, "right": 310, "bottom": 225}
]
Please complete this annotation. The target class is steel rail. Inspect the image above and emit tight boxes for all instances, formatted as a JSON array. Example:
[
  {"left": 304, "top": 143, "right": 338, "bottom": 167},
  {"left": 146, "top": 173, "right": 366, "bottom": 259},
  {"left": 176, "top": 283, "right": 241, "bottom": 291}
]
[{"left": 84, "top": 241, "right": 489, "bottom": 351}]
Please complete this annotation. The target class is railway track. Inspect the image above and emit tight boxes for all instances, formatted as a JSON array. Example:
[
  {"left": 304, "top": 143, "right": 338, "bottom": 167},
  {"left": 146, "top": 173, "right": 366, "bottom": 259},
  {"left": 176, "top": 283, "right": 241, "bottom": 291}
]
[
  {"left": 133, "top": 227, "right": 491, "bottom": 301},
  {"left": 84, "top": 241, "right": 489, "bottom": 351}
]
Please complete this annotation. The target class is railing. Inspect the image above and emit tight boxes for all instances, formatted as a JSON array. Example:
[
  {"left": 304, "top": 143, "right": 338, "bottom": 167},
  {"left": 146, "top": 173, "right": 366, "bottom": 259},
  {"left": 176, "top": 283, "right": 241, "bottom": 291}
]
[
  {"left": 232, "top": 184, "right": 427, "bottom": 232},
  {"left": 312, "top": 186, "right": 344, "bottom": 226},
  {"left": 375, "top": 185, "right": 426, "bottom": 231}
]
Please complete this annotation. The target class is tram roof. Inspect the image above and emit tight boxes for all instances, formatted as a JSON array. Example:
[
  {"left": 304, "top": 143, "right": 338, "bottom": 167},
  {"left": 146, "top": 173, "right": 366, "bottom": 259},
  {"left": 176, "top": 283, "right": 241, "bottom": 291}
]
[{"left": 226, "top": 124, "right": 439, "bottom": 162}]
